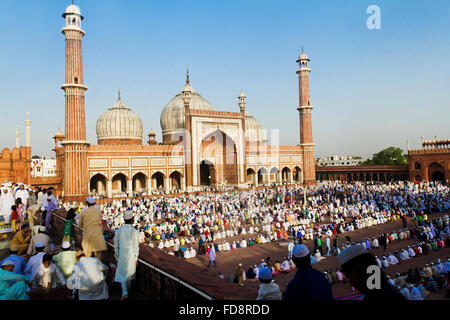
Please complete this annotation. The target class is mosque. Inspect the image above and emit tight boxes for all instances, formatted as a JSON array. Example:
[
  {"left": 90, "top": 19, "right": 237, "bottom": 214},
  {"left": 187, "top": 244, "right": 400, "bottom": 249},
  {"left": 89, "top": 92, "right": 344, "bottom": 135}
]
[
  {"left": 51, "top": 3, "right": 317, "bottom": 201},
  {"left": 0, "top": 3, "right": 315, "bottom": 201}
]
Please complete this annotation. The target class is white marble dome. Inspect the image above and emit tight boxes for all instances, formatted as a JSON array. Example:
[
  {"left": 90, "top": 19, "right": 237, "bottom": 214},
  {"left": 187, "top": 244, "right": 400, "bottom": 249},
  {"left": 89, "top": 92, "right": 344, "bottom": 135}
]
[
  {"left": 66, "top": 4, "right": 81, "bottom": 14},
  {"left": 160, "top": 81, "right": 214, "bottom": 139},
  {"left": 244, "top": 112, "right": 264, "bottom": 142},
  {"left": 96, "top": 95, "right": 143, "bottom": 144}
]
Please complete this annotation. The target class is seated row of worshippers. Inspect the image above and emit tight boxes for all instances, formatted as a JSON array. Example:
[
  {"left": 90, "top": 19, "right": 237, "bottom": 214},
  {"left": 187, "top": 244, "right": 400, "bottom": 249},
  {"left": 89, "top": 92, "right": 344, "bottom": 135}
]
[
  {"left": 375, "top": 237, "right": 449, "bottom": 269},
  {"left": 244, "top": 257, "right": 296, "bottom": 280},
  {"left": 387, "top": 258, "right": 450, "bottom": 300}
]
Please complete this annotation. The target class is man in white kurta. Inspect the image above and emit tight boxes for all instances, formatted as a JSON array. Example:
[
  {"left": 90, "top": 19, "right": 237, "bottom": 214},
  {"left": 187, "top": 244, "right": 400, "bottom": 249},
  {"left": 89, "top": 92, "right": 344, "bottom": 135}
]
[
  {"left": 0, "top": 188, "right": 15, "bottom": 223},
  {"left": 114, "top": 211, "right": 139, "bottom": 300},
  {"left": 67, "top": 251, "right": 109, "bottom": 300}
]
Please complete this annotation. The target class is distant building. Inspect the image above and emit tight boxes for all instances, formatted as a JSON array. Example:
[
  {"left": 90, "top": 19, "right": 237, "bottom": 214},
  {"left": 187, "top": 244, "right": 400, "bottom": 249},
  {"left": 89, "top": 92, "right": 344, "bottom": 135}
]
[
  {"left": 31, "top": 158, "right": 57, "bottom": 178},
  {"left": 316, "top": 156, "right": 363, "bottom": 167},
  {"left": 408, "top": 137, "right": 449, "bottom": 184}
]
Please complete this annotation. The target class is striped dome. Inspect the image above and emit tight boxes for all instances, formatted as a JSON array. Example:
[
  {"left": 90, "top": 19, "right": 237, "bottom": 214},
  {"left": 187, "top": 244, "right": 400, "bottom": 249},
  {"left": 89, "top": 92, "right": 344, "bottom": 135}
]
[{"left": 96, "top": 95, "right": 143, "bottom": 144}]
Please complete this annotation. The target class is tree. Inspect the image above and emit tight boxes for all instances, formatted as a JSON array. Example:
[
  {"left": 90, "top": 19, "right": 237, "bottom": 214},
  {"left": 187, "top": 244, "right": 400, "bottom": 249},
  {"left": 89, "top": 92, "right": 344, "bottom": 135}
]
[{"left": 362, "top": 147, "right": 407, "bottom": 165}]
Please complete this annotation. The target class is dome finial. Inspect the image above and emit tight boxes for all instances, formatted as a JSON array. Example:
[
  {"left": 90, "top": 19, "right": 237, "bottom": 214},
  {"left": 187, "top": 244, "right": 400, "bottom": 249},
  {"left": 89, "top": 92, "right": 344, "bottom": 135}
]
[
  {"left": 186, "top": 67, "right": 190, "bottom": 85},
  {"left": 118, "top": 88, "right": 121, "bottom": 101}
]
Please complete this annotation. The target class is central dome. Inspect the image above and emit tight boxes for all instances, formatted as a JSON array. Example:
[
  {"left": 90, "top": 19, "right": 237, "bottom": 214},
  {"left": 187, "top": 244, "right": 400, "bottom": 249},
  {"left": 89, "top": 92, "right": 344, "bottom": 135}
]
[
  {"left": 160, "top": 76, "right": 214, "bottom": 143},
  {"left": 96, "top": 93, "right": 143, "bottom": 145}
]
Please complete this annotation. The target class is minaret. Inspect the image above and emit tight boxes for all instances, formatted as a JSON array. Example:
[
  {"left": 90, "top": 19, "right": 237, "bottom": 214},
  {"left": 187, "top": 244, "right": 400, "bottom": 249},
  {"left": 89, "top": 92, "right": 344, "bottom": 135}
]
[
  {"left": 61, "top": 3, "right": 90, "bottom": 200},
  {"left": 238, "top": 91, "right": 246, "bottom": 114},
  {"left": 25, "top": 112, "right": 31, "bottom": 147},
  {"left": 296, "top": 50, "right": 316, "bottom": 185},
  {"left": 15, "top": 125, "right": 20, "bottom": 148}
]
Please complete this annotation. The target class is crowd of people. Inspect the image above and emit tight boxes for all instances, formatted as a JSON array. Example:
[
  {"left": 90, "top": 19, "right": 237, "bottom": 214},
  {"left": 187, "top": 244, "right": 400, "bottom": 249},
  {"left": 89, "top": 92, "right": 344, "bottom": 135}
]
[
  {"left": 0, "top": 179, "right": 449, "bottom": 300},
  {"left": 60, "top": 181, "right": 449, "bottom": 264},
  {"left": 0, "top": 180, "right": 141, "bottom": 300}
]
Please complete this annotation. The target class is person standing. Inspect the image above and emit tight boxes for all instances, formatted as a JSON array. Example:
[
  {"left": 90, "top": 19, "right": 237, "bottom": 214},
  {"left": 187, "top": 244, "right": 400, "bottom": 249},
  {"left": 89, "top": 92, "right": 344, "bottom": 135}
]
[
  {"left": 79, "top": 197, "right": 107, "bottom": 260},
  {"left": 285, "top": 244, "right": 333, "bottom": 300},
  {"left": 0, "top": 188, "right": 15, "bottom": 224},
  {"left": 114, "top": 211, "right": 140, "bottom": 300},
  {"left": 207, "top": 245, "right": 217, "bottom": 268},
  {"left": 235, "top": 263, "right": 244, "bottom": 286}
]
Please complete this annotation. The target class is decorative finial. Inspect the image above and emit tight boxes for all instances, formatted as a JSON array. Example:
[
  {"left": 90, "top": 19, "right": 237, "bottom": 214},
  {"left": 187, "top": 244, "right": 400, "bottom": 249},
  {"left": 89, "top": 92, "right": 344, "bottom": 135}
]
[
  {"left": 301, "top": 45, "right": 304, "bottom": 53},
  {"left": 186, "top": 67, "right": 190, "bottom": 85},
  {"left": 118, "top": 89, "right": 121, "bottom": 101}
]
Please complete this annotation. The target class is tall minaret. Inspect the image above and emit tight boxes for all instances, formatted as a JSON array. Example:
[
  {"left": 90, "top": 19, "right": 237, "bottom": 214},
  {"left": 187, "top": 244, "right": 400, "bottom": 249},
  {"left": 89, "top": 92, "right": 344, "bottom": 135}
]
[
  {"left": 296, "top": 50, "right": 316, "bottom": 185},
  {"left": 61, "top": 3, "right": 90, "bottom": 200},
  {"left": 25, "top": 112, "right": 31, "bottom": 147},
  {"left": 15, "top": 125, "right": 20, "bottom": 148}
]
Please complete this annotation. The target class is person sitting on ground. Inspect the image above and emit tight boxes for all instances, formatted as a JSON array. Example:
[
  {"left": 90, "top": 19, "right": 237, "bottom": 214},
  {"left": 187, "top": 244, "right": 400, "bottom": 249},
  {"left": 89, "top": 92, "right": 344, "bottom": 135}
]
[
  {"left": 274, "top": 260, "right": 281, "bottom": 273},
  {"left": 338, "top": 244, "right": 406, "bottom": 300},
  {"left": 387, "top": 252, "right": 399, "bottom": 265},
  {"left": 0, "top": 260, "right": 32, "bottom": 300},
  {"left": 399, "top": 285, "right": 411, "bottom": 300},
  {"left": 24, "top": 242, "right": 46, "bottom": 278},
  {"left": 280, "top": 258, "right": 290, "bottom": 272},
  {"left": 256, "top": 267, "right": 282, "bottom": 300},
  {"left": 27, "top": 226, "right": 53, "bottom": 256},
  {"left": 246, "top": 266, "right": 256, "bottom": 279},
  {"left": 9, "top": 223, "right": 31, "bottom": 256},
  {"left": 0, "top": 244, "right": 26, "bottom": 275},
  {"left": 31, "top": 254, "right": 66, "bottom": 289},
  {"left": 52, "top": 241, "right": 77, "bottom": 279}
]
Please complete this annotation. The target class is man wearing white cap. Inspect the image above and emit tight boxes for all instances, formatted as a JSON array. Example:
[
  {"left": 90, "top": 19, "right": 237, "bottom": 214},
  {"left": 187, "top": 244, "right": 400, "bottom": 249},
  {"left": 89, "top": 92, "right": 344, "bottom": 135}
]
[
  {"left": 0, "top": 260, "right": 31, "bottom": 300},
  {"left": 338, "top": 244, "right": 405, "bottom": 300},
  {"left": 27, "top": 225, "right": 52, "bottom": 256},
  {"left": 79, "top": 197, "right": 107, "bottom": 260},
  {"left": 52, "top": 241, "right": 77, "bottom": 279},
  {"left": 114, "top": 210, "right": 139, "bottom": 300},
  {"left": 24, "top": 241, "right": 46, "bottom": 278},
  {"left": 0, "top": 244, "right": 27, "bottom": 275},
  {"left": 285, "top": 244, "right": 332, "bottom": 300}
]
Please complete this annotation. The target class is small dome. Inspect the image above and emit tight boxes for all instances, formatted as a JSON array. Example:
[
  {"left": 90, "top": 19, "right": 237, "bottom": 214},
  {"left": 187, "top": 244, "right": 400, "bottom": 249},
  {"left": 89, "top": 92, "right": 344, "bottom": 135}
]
[
  {"left": 244, "top": 112, "right": 264, "bottom": 142},
  {"left": 96, "top": 95, "right": 143, "bottom": 144},
  {"left": 239, "top": 91, "right": 246, "bottom": 98},
  {"left": 65, "top": 4, "right": 81, "bottom": 15},
  {"left": 55, "top": 128, "right": 64, "bottom": 137},
  {"left": 298, "top": 52, "right": 309, "bottom": 60},
  {"left": 160, "top": 82, "right": 214, "bottom": 141}
]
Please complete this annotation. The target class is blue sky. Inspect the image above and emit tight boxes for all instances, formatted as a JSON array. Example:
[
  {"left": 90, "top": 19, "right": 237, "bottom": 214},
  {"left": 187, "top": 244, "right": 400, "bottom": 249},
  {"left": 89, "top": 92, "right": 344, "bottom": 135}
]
[{"left": 1, "top": 0, "right": 449, "bottom": 159}]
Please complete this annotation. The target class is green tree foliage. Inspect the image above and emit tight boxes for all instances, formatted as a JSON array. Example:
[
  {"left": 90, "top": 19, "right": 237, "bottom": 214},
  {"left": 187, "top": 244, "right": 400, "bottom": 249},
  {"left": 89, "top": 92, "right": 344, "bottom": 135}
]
[{"left": 362, "top": 147, "right": 407, "bottom": 165}]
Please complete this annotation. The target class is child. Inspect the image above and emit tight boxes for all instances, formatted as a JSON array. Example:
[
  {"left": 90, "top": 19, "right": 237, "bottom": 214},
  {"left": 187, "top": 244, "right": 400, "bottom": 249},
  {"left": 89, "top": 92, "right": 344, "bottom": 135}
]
[
  {"left": 11, "top": 205, "right": 18, "bottom": 232},
  {"left": 63, "top": 208, "right": 76, "bottom": 244},
  {"left": 256, "top": 267, "right": 282, "bottom": 300},
  {"left": 15, "top": 198, "right": 24, "bottom": 229},
  {"left": 31, "top": 254, "right": 66, "bottom": 289}
]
